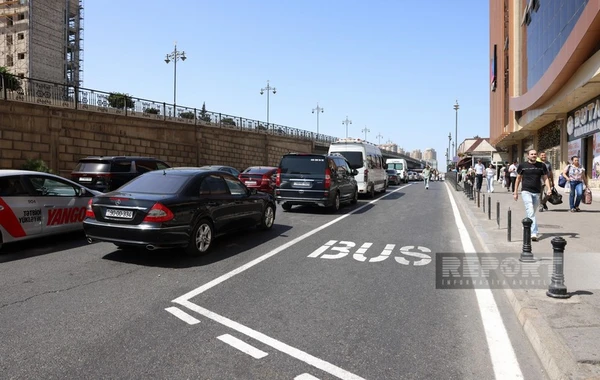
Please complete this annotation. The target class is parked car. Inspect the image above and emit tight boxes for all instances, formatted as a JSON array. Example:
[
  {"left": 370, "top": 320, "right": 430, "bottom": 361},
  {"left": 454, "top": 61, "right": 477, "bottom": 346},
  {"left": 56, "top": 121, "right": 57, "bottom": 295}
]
[
  {"left": 275, "top": 153, "right": 358, "bottom": 212},
  {"left": 386, "top": 169, "right": 400, "bottom": 186},
  {"left": 71, "top": 156, "right": 171, "bottom": 192},
  {"left": 83, "top": 168, "right": 275, "bottom": 255},
  {"left": 239, "top": 166, "right": 278, "bottom": 194},
  {"left": 199, "top": 165, "right": 240, "bottom": 177},
  {"left": 0, "top": 170, "right": 100, "bottom": 250}
]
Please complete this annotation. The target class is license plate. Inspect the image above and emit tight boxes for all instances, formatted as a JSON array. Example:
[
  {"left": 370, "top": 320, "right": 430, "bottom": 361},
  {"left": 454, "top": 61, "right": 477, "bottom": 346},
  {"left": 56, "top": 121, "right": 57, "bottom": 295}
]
[
  {"left": 105, "top": 209, "right": 133, "bottom": 219},
  {"left": 294, "top": 182, "right": 311, "bottom": 187},
  {"left": 79, "top": 177, "right": 92, "bottom": 182},
  {"left": 245, "top": 181, "right": 257, "bottom": 185}
]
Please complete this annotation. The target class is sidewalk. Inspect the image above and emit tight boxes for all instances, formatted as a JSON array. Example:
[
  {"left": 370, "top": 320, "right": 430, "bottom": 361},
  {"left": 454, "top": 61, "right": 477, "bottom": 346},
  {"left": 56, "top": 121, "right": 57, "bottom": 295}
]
[{"left": 449, "top": 179, "right": 600, "bottom": 380}]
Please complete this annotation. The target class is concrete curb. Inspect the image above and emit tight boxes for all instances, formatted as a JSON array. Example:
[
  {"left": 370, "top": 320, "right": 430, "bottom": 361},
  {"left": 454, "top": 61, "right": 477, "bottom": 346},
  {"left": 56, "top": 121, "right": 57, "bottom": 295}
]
[{"left": 447, "top": 183, "right": 591, "bottom": 380}]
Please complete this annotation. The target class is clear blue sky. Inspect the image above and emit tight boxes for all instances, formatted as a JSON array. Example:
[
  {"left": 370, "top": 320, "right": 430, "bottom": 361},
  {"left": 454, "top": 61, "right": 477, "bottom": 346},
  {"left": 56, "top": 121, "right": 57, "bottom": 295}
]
[{"left": 83, "top": 0, "right": 490, "bottom": 168}]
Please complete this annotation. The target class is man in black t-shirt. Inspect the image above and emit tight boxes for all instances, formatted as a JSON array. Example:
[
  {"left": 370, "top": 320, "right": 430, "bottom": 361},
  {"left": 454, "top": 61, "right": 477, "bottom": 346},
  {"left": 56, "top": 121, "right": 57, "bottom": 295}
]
[{"left": 513, "top": 149, "right": 551, "bottom": 241}]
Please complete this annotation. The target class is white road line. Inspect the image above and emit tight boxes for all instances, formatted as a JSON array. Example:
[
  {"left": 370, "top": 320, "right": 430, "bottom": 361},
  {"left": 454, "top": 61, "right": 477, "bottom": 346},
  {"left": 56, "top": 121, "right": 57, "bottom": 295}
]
[
  {"left": 444, "top": 183, "right": 524, "bottom": 380},
  {"left": 177, "top": 299, "right": 366, "bottom": 380},
  {"left": 217, "top": 334, "right": 268, "bottom": 359},
  {"left": 295, "top": 373, "right": 320, "bottom": 380},
  {"left": 164, "top": 306, "right": 201, "bottom": 325},
  {"left": 173, "top": 184, "right": 411, "bottom": 304}
]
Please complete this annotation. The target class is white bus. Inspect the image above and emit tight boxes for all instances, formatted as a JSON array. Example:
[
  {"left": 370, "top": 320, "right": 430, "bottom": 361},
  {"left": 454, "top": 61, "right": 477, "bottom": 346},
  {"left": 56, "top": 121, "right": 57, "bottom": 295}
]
[
  {"left": 385, "top": 158, "right": 408, "bottom": 183},
  {"left": 328, "top": 138, "right": 387, "bottom": 198}
]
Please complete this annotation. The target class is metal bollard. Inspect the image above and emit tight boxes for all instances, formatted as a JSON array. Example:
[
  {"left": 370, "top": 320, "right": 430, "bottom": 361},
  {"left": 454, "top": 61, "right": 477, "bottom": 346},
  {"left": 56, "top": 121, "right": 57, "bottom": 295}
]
[
  {"left": 496, "top": 201, "right": 500, "bottom": 227},
  {"left": 507, "top": 208, "right": 512, "bottom": 242},
  {"left": 519, "top": 218, "right": 535, "bottom": 262},
  {"left": 546, "top": 237, "right": 570, "bottom": 298},
  {"left": 488, "top": 196, "right": 491, "bottom": 220},
  {"left": 482, "top": 194, "right": 485, "bottom": 212}
]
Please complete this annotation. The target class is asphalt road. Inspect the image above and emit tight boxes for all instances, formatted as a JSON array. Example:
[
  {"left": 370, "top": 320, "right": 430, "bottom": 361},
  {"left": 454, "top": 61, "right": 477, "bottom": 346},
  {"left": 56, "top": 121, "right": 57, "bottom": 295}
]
[{"left": 0, "top": 181, "right": 547, "bottom": 380}]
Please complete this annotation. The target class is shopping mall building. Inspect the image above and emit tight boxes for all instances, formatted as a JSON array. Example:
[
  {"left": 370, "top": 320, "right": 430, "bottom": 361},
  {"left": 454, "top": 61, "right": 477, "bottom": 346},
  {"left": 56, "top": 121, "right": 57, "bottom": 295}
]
[{"left": 490, "top": 0, "right": 600, "bottom": 186}]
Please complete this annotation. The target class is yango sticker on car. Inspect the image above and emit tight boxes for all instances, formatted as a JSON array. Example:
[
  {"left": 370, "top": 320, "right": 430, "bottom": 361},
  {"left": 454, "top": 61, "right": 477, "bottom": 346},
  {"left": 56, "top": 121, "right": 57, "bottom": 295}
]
[
  {"left": 46, "top": 207, "right": 87, "bottom": 226},
  {"left": 0, "top": 197, "right": 27, "bottom": 238}
]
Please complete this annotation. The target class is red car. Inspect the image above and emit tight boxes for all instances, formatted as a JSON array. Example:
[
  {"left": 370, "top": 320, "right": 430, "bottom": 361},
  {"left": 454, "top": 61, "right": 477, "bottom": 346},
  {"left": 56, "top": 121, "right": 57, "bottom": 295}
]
[{"left": 239, "top": 166, "right": 278, "bottom": 194}]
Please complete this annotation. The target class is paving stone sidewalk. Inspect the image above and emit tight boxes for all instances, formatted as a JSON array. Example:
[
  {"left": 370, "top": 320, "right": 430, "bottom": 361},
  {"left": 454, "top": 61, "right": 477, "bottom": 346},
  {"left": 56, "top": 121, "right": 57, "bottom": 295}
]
[{"left": 448, "top": 179, "right": 600, "bottom": 380}]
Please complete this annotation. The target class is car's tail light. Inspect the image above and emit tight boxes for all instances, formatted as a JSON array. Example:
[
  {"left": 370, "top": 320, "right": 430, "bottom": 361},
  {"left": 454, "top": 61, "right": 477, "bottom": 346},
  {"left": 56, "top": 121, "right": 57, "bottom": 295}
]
[
  {"left": 85, "top": 198, "right": 95, "bottom": 219},
  {"left": 261, "top": 174, "right": 271, "bottom": 184},
  {"left": 275, "top": 168, "right": 281, "bottom": 187},
  {"left": 325, "top": 168, "right": 331, "bottom": 189},
  {"left": 143, "top": 203, "right": 174, "bottom": 223},
  {"left": 363, "top": 169, "right": 368, "bottom": 183}
]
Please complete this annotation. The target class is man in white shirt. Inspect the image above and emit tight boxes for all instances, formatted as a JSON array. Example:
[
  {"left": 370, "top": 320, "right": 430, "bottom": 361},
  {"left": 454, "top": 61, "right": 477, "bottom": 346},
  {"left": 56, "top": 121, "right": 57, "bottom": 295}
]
[
  {"left": 508, "top": 160, "right": 518, "bottom": 192},
  {"left": 474, "top": 159, "right": 485, "bottom": 192}
]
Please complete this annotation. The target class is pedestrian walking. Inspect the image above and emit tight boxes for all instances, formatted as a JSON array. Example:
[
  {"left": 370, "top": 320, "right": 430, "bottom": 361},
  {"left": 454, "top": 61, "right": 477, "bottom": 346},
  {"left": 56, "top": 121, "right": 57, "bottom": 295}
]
[
  {"left": 513, "top": 150, "right": 551, "bottom": 241},
  {"left": 508, "top": 160, "right": 518, "bottom": 192},
  {"left": 561, "top": 156, "right": 589, "bottom": 212},
  {"left": 474, "top": 159, "right": 485, "bottom": 192},
  {"left": 538, "top": 151, "right": 554, "bottom": 212},
  {"left": 485, "top": 164, "right": 495, "bottom": 193},
  {"left": 423, "top": 165, "right": 431, "bottom": 189}
]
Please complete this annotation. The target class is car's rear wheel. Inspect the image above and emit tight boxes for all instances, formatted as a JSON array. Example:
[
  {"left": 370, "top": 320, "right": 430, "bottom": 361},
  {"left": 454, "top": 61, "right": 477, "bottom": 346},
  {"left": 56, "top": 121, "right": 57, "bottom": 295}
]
[
  {"left": 186, "top": 219, "right": 214, "bottom": 256},
  {"left": 350, "top": 188, "right": 358, "bottom": 204},
  {"left": 282, "top": 202, "right": 292, "bottom": 211},
  {"left": 259, "top": 204, "right": 275, "bottom": 230},
  {"left": 330, "top": 192, "right": 340, "bottom": 212}
]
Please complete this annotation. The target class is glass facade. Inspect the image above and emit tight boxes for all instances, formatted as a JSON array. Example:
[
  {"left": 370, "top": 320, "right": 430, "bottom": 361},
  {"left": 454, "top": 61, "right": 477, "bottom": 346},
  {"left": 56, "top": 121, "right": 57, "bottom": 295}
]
[{"left": 526, "top": 0, "right": 588, "bottom": 90}]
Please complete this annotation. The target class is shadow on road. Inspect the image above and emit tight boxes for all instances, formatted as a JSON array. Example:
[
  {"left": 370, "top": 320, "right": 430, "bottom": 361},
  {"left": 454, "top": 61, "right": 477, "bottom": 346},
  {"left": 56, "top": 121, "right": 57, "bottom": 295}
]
[
  {"left": 101, "top": 224, "right": 294, "bottom": 268},
  {"left": 0, "top": 231, "right": 88, "bottom": 263}
]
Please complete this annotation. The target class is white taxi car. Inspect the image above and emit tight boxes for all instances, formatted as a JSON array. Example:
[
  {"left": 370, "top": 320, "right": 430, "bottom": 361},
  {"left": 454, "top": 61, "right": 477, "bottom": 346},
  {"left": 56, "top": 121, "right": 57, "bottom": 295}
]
[{"left": 0, "top": 170, "right": 100, "bottom": 250}]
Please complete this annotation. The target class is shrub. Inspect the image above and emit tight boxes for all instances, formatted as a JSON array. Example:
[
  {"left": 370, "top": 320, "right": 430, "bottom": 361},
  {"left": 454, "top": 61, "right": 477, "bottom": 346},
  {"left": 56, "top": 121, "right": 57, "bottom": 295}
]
[{"left": 22, "top": 158, "right": 52, "bottom": 173}]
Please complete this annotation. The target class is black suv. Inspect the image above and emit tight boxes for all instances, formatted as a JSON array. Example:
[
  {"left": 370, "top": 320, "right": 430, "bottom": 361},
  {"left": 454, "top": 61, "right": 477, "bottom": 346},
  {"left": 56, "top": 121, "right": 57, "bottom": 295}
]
[
  {"left": 275, "top": 153, "right": 358, "bottom": 212},
  {"left": 71, "top": 156, "right": 171, "bottom": 192}
]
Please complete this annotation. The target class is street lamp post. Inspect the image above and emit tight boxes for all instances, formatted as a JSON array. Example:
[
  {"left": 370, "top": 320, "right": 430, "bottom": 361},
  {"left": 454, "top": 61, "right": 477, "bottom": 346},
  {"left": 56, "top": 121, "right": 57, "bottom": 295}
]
[
  {"left": 376, "top": 133, "right": 383, "bottom": 145},
  {"left": 361, "top": 126, "right": 370, "bottom": 141},
  {"left": 164, "top": 42, "right": 187, "bottom": 112},
  {"left": 312, "top": 102, "right": 324, "bottom": 135},
  {"left": 448, "top": 132, "right": 452, "bottom": 167},
  {"left": 342, "top": 116, "right": 352, "bottom": 138},
  {"left": 260, "top": 80, "right": 277, "bottom": 128},
  {"left": 453, "top": 100, "right": 459, "bottom": 157}
]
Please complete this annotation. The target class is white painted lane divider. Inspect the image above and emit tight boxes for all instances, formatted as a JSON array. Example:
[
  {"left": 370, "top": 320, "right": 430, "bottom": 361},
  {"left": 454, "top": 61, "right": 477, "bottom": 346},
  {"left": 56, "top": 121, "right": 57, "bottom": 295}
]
[
  {"left": 172, "top": 184, "right": 412, "bottom": 304},
  {"left": 176, "top": 299, "right": 366, "bottom": 380},
  {"left": 444, "top": 183, "right": 524, "bottom": 379},
  {"left": 165, "top": 306, "right": 201, "bottom": 325},
  {"left": 217, "top": 334, "right": 268, "bottom": 359},
  {"left": 295, "top": 373, "right": 320, "bottom": 380}
]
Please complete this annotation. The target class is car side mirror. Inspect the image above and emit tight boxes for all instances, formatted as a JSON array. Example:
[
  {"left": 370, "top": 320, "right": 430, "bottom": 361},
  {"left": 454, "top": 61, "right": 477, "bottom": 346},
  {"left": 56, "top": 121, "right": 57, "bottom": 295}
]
[{"left": 351, "top": 169, "right": 359, "bottom": 176}]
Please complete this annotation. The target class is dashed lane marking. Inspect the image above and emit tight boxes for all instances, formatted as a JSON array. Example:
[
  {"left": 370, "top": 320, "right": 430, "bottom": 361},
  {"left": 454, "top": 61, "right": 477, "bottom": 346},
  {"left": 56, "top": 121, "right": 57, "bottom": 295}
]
[
  {"left": 217, "top": 334, "right": 268, "bottom": 359},
  {"left": 165, "top": 306, "right": 201, "bottom": 325}
]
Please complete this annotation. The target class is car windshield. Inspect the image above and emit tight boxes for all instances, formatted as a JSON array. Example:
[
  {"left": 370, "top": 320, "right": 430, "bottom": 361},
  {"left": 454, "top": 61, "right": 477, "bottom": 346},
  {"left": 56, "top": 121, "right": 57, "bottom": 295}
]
[
  {"left": 386, "top": 170, "right": 396, "bottom": 175},
  {"left": 388, "top": 163, "right": 404, "bottom": 170},
  {"left": 280, "top": 156, "right": 325, "bottom": 175},
  {"left": 118, "top": 173, "right": 190, "bottom": 194},
  {"left": 329, "top": 151, "right": 363, "bottom": 168},
  {"left": 74, "top": 161, "right": 110, "bottom": 172},
  {"left": 243, "top": 167, "right": 274, "bottom": 174}
]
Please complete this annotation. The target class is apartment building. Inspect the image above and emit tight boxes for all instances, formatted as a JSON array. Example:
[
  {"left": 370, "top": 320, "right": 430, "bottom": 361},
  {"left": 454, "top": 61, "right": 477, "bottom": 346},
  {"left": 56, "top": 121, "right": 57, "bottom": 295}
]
[{"left": 0, "top": 0, "right": 83, "bottom": 86}]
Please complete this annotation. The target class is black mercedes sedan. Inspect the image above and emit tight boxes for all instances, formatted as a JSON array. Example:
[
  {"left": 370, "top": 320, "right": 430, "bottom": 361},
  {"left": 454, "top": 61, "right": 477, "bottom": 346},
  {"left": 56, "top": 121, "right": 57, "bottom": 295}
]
[{"left": 82, "top": 168, "right": 276, "bottom": 255}]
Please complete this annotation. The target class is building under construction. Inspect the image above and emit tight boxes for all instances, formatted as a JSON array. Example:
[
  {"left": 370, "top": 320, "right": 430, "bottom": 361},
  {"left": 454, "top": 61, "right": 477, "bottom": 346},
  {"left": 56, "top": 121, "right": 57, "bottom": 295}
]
[{"left": 0, "top": 0, "right": 83, "bottom": 86}]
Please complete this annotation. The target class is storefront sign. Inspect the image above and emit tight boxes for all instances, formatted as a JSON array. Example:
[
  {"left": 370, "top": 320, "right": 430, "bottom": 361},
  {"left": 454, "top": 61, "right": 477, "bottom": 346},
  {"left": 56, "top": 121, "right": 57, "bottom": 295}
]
[{"left": 567, "top": 97, "right": 600, "bottom": 141}]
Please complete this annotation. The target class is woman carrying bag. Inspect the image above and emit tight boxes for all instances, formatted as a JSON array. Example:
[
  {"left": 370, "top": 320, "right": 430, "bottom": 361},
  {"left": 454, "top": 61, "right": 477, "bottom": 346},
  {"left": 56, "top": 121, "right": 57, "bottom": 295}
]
[{"left": 561, "top": 156, "right": 589, "bottom": 212}]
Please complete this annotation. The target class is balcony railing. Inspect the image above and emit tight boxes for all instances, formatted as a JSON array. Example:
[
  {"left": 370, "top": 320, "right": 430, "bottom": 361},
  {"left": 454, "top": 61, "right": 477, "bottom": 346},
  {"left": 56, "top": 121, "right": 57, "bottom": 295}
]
[{"left": 0, "top": 74, "right": 339, "bottom": 145}]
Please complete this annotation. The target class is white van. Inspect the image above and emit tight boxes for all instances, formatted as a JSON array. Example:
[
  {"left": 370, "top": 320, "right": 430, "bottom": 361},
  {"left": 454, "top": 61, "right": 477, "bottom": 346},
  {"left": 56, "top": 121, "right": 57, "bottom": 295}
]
[
  {"left": 328, "top": 138, "right": 387, "bottom": 198},
  {"left": 386, "top": 158, "right": 408, "bottom": 183}
]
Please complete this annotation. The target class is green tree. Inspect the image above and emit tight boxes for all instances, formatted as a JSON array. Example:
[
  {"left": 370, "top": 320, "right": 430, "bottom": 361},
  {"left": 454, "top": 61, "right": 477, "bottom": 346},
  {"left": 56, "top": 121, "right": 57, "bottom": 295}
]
[
  {"left": 199, "top": 102, "right": 211, "bottom": 122},
  {"left": 221, "top": 117, "right": 236, "bottom": 126},
  {"left": 22, "top": 158, "right": 52, "bottom": 173},
  {"left": 144, "top": 107, "right": 160, "bottom": 114},
  {"left": 0, "top": 66, "right": 21, "bottom": 91},
  {"left": 179, "top": 111, "right": 195, "bottom": 119},
  {"left": 107, "top": 92, "right": 134, "bottom": 109}
]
